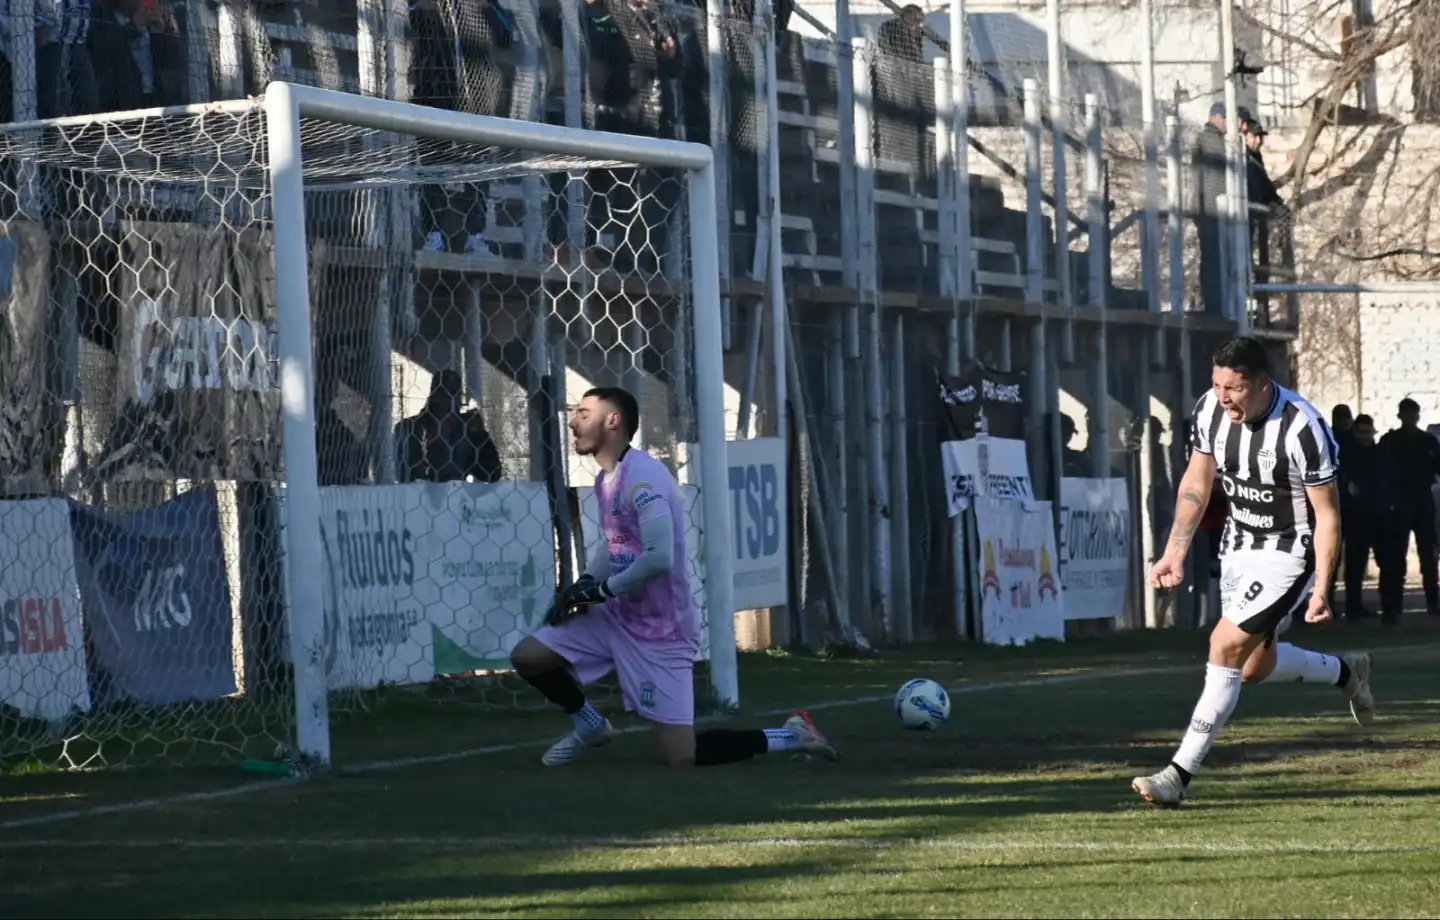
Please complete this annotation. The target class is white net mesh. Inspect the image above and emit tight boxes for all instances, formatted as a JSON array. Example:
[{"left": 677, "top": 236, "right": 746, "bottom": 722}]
[{"left": 0, "top": 103, "right": 719, "bottom": 771}]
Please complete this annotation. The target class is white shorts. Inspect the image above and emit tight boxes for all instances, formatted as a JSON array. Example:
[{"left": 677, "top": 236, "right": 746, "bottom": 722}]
[{"left": 1219, "top": 549, "right": 1316, "bottom": 642}]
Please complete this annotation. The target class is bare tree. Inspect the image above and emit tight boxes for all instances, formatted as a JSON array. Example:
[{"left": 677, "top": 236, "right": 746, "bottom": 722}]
[{"left": 1244, "top": 0, "right": 1440, "bottom": 279}]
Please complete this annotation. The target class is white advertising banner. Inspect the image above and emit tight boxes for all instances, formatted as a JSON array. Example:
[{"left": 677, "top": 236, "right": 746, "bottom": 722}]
[
  {"left": 0, "top": 499, "right": 92, "bottom": 720},
  {"left": 417, "top": 482, "right": 558, "bottom": 676},
  {"left": 293, "top": 481, "right": 556, "bottom": 690},
  {"left": 721, "top": 437, "right": 789, "bottom": 610},
  {"left": 939, "top": 436, "right": 1035, "bottom": 516},
  {"left": 315, "top": 484, "right": 435, "bottom": 691},
  {"left": 973, "top": 496, "right": 1065, "bottom": 645},
  {"left": 1058, "top": 478, "right": 1131, "bottom": 621}
]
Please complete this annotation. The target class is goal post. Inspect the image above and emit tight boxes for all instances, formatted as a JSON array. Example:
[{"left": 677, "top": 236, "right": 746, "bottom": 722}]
[
  {"left": 0, "top": 82, "right": 738, "bottom": 774},
  {"left": 262, "top": 82, "right": 740, "bottom": 769}
]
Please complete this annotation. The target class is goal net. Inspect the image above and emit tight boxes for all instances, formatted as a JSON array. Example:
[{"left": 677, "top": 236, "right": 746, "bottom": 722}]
[{"left": 0, "top": 84, "right": 735, "bottom": 773}]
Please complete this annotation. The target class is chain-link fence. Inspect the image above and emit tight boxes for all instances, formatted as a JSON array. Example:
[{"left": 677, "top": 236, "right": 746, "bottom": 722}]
[{"left": 8, "top": 0, "right": 1376, "bottom": 777}]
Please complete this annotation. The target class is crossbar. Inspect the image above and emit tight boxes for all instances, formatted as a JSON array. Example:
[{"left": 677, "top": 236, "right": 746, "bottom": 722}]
[{"left": 287, "top": 83, "right": 715, "bottom": 172}]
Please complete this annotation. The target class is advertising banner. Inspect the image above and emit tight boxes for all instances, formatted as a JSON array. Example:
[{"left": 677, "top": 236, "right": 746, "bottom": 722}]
[
  {"left": 973, "top": 496, "right": 1065, "bottom": 645},
  {"left": 1058, "top": 478, "right": 1131, "bottom": 621},
  {"left": 71, "top": 486, "right": 238, "bottom": 706},
  {"left": 0, "top": 499, "right": 91, "bottom": 721}
]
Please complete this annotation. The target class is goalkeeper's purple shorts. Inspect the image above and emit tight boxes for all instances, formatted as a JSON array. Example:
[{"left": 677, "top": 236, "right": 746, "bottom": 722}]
[{"left": 531, "top": 608, "right": 698, "bottom": 726}]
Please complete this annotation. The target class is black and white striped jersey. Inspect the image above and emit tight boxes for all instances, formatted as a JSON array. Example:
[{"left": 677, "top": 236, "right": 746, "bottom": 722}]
[{"left": 1191, "top": 384, "right": 1339, "bottom": 556}]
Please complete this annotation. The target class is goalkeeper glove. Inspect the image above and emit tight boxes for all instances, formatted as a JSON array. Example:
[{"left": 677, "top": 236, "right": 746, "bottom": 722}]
[
  {"left": 544, "top": 575, "right": 615, "bottom": 626},
  {"left": 561, "top": 574, "right": 615, "bottom": 609}
]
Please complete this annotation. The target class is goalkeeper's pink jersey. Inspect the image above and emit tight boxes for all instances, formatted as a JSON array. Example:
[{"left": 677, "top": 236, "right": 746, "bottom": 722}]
[{"left": 594, "top": 448, "right": 698, "bottom": 644}]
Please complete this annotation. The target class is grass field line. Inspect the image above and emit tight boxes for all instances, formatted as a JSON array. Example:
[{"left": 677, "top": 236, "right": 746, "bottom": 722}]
[
  {"left": 4, "top": 834, "right": 1440, "bottom": 856},
  {"left": 0, "top": 663, "right": 1187, "bottom": 833},
  {"left": 6, "top": 641, "right": 1439, "bottom": 835},
  {"left": 340, "top": 664, "right": 1195, "bottom": 774}
]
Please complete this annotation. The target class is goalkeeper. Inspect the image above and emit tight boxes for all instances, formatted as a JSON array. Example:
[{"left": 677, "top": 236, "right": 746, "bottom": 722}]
[{"left": 509, "top": 386, "right": 838, "bottom": 767}]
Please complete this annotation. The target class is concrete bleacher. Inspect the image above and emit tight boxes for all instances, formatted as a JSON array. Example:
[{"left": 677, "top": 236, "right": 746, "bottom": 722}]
[{"left": 233, "top": 1, "right": 1079, "bottom": 306}]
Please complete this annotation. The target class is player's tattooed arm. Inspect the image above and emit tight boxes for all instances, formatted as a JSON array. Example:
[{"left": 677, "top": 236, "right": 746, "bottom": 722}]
[
  {"left": 1162, "top": 449, "right": 1217, "bottom": 561},
  {"left": 1164, "top": 489, "right": 1205, "bottom": 555}
]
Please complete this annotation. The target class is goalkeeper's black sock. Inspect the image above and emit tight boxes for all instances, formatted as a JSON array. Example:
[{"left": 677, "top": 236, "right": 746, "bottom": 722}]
[
  {"left": 694, "top": 729, "right": 768, "bottom": 767},
  {"left": 1335, "top": 659, "right": 1352, "bottom": 688},
  {"left": 521, "top": 667, "right": 586, "bottom": 715}
]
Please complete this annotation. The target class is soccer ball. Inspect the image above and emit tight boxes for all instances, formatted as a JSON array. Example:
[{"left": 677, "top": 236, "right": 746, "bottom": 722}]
[{"left": 895, "top": 678, "right": 950, "bottom": 730}]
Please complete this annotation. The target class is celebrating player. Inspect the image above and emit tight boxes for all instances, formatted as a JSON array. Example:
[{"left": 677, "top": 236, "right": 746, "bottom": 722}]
[
  {"left": 508, "top": 386, "right": 838, "bottom": 768},
  {"left": 1133, "top": 337, "right": 1374, "bottom": 808}
]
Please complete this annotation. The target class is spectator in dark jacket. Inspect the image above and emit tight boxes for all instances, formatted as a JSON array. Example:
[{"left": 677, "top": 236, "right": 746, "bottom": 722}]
[
  {"left": 1339, "top": 414, "right": 1388, "bottom": 621},
  {"left": 1243, "top": 117, "right": 1282, "bottom": 211},
  {"left": 581, "top": 0, "right": 680, "bottom": 272},
  {"left": 874, "top": 4, "right": 928, "bottom": 163},
  {"left": 582, "top": 0, "right": 679, "bottom": 136},
  {"left": 411, "top": 0, "right": 517, "bottom": 256},
  {"left": 1377, "top": 398, "right": 1440, "bottom": 619},
  {"left": 1191, "top": 102, "right": 1250, "bottom": 316},
  {"left": 1331, "top": 403, "right": 1354, "bottom": 453},
  {"left": 394, "top": 370, "right": 503, "bottom": 484},
  {"left": 90, "top": 0, "right": 159, "bottom": 113}
]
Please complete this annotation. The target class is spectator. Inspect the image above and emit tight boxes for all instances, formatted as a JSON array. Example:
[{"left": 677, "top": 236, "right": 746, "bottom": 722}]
[
  {"left": 0, "top": 8, "right": 16, "bottom": 124},
  {"left": 1059, "top": 414, "right": 1087, "bottom": 477},
  {"left": 394, "top": 370, "right": 503, "bottom": 484},
  {"left": 1242, "top": 117, "right": 1282, "bottom": 211},
  {"left": 582, "top": 0, "right": 678, "bottom": 137},
  {"left": 90, "top": 0, "right": 159, "bottom": 113},
  {"left": 877, "top": 4, "right": 925, "bottom": 68},
  {"left": 1327, "top": 402, "right": 1355, "bottom": 600},
  {"left": 38, "top": 0, "right": 98, "bottom": 118},
  {"left": 1377, "top": 397, "right": 1440, "bottom": 619},
  {"left": 1338, "top": 413, "right": 1387, "bottom": 622},
  {"left": 1331, "top": 403, "right": 1354, "bottom": 451},
  {"left": 411, "top": 0, "right": 517, "bottom": 256},
  {"left": 1191, "top": 102, "right": 1251, "bottom": 316},
  {"left": 581, "top": 0, "right": 680, "bottom": 272},
  {"left": 874, "top": 3, "right": 928, "bottom": 164}
]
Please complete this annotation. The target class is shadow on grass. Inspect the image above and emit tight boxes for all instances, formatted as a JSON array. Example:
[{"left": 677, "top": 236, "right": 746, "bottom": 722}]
[{"left": 2, "top": 640, "right": 1439, "bottom": 917}]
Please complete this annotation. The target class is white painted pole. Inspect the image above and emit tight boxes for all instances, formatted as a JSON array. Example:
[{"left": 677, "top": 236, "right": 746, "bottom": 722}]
[
  {"left": 763, "top": 0, "right": 789, "bottom": 441},
  {"left": 264, "top": 84, "right": 332, "bottom": 769},
  {"left": 689, "top": 163, "right": 741, "bottom": 708},
  {"left": 1220, "top": 0, "right": 1249, "bottom": 332},
  {"left": 1086, "top": 94, "right": 1110, "bottom": 480},
  {"left": 1046, "top": 0, "right": 1074, "bottom": 362}
]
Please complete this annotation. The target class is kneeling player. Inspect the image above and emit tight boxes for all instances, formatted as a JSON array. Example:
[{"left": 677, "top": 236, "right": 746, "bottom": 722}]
[{"left": 509, "top": 386, "right": 838, "bottom": 768}]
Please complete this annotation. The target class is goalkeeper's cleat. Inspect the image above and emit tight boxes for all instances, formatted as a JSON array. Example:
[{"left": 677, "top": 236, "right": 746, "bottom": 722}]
[
  {"left": 784, "top": 711, "right": 840, "bottom": 761},
  {"left": 541, "top": 719, "right": 614, "bottom": 767},
  {"left": 1339, "top": 651, "right": 1375, "bottom": 725},
  {"left": 1132, "top": 765, "right": 1187, "bottom": 809}
]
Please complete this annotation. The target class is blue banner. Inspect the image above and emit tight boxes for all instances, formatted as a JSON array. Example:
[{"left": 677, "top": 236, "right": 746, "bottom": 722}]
[{"left": 70, "top": 487, "right": 237, "bottom": 706}]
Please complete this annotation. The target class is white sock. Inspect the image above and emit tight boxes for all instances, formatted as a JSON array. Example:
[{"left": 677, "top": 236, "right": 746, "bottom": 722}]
[
  {"left": 763, "top": 727, "right": 799, "bottom": 753},
  {"left": 1263, "top": 643, "right": 1342, "bottom": 685},
  {"left": 570, "top": 702, "right": 606, "bottom": 735},
  {"left": 1172, "top": 663, "right": 1243, "bottom": 776}
]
